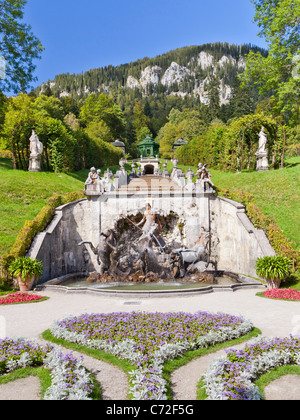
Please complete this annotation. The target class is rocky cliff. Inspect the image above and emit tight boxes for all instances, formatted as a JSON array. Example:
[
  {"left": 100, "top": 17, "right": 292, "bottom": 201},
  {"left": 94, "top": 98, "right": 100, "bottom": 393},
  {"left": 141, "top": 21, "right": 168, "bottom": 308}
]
[
  {"left": 125, "top": 52, "right": 246, "bottom": 105},
  {"left": 38, "top": 43, "right": 266, "bottom": 107}
]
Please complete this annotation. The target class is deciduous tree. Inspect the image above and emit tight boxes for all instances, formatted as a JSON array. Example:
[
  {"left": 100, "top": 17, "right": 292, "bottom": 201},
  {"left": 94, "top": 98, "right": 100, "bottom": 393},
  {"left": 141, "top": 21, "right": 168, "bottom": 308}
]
[
  {"left": 0, "top": 0, "right": 44, "bottom": 93},
  {"left": 241, "top": 0, "right": 300, "bottom": 125}
]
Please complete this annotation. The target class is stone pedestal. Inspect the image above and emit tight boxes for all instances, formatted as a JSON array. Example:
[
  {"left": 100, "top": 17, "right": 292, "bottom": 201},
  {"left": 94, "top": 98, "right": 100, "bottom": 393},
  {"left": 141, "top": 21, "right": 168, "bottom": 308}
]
[
  {"left": 28, "top": 130, "right": 43, "bottom": 172},
  {"left": 255, "top": 151, "right": 269, "bottom": 172},
  {"left": 28, "top": 156, "right": 42, "bottom": 172}
]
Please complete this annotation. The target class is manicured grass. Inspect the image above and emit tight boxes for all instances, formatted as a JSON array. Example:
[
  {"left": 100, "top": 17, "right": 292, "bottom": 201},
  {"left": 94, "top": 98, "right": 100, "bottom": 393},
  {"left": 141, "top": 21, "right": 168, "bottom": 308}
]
[
  {"left": 211, "top": 157, "right": 300, "bottom": 250},
  {"left": 163, "top": 328, "right": 261, "bottom": 400},
  {"left": 255, "top": 365, "right": 300, "bottom": 400},
  {"left": 0, "top": 367, "right": 52, "bottom": 400},
  {"left": 0, "top": 284, "right": 17, "bottom": 296},
  {"left": 0, "top": 158, "right": 85, "bottom": 257},
  {"left": 42, "top": 329, "right": 135, "bottom": 376}
]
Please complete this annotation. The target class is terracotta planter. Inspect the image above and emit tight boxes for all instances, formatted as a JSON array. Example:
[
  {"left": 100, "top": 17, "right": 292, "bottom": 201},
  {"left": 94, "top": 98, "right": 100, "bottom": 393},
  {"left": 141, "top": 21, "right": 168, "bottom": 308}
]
[
  {"left": 266, "top": 278, "right": 282, "bottom": 290},
  {"left": 17, "top": 275, "right": 35, "bottom": 292}
]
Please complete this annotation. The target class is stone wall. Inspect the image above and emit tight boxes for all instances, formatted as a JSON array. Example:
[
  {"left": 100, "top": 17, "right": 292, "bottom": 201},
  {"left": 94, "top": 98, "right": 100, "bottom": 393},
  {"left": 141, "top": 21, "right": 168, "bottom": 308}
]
[
  {"left": 28, "top": 191, "right": 275, "bottom": 283},
  {"left": 28, "top": 199, "right": 94, "bottom": 282},
  {"left": 210, "top": 197, "right": 276, "bottom": 277}
]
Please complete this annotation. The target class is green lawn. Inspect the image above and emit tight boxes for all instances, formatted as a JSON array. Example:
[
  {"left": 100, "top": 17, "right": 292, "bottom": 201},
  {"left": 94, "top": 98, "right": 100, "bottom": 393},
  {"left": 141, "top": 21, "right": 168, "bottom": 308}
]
[
  {"left": 0, "top": 156, "right": 299, "bottom": 258},
  {"left": 163, "top": 157, "right": 299, "bottom": 249},
  {"left": 0, "top": 158, "right": 86, "bottom": 256},
  {"left": 211, "top": 158, "right": 300, "bottom": 250}
]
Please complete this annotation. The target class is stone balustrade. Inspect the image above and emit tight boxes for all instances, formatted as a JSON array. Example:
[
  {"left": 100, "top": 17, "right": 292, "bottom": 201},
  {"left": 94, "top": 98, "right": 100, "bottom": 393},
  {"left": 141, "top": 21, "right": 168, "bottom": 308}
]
[{"left": 85, "top": 159, "right": 215, "bottom": 196}]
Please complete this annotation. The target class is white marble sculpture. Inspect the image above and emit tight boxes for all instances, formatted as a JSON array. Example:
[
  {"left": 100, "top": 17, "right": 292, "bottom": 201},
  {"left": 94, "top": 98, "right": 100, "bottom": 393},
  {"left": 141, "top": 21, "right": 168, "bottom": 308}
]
[
  {"left": 257, "top": 127, "right": 268, "bottom": 153},
  {"left": 255, "top": 127, "right": 269, "bottom": 171},
  {"left": 28, "top": 130, "right": 43, "bottom": 172}
]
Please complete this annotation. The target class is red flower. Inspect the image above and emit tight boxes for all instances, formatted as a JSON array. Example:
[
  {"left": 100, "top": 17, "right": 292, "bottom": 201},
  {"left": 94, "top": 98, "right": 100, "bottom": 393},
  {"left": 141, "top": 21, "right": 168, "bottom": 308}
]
[
  {"left": 263, "top": 288, "right": 300, "bottom": 301},
  {"left": 0, "top": 293, "right": 45, "bottom": 305}
]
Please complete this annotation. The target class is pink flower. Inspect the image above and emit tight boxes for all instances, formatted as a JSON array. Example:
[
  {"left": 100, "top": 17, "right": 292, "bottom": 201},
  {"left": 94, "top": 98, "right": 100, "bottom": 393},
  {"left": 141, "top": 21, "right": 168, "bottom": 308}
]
[
  {"left": 0, "top": 293, "right": 45, "bottom": 305},
  {"left": 263, "top": 288, "right": 300, "bottom": 301}
]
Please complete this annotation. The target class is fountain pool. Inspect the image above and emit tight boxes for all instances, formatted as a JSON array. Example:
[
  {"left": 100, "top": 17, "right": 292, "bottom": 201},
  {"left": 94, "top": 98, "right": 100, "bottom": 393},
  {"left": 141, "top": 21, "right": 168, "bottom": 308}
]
[{"left": 36, "top": 272, "right": 264, "bottom": 297}]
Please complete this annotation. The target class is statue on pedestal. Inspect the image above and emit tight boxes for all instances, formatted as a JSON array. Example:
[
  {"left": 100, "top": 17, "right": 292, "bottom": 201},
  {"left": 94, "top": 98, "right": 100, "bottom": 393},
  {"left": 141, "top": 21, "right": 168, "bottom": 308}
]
[
  {"left": 255, "top": 127, "right": 269, "bottom": 171},
  {"left": 28, "top": 130, "right": 43, "bottom": 172},
  {"left": 85, "top": 167, "right": 98, "bottom": 185}
]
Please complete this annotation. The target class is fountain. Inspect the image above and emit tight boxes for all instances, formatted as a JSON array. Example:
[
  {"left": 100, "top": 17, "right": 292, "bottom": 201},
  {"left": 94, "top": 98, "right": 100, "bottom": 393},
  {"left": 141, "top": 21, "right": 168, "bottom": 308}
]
[
  {"left": 31, "top": 158, "right": 274, "bottom": 296},
  {"left": 40, "top": 209, "right": 259, "bottom": 295}
]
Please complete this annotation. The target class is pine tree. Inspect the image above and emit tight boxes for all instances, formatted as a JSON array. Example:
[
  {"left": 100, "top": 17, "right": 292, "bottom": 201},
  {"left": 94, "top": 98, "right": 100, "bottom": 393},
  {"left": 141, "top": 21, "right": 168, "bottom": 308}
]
[{"left": 207, "top": 76, "right": 221, "bottom": 120}]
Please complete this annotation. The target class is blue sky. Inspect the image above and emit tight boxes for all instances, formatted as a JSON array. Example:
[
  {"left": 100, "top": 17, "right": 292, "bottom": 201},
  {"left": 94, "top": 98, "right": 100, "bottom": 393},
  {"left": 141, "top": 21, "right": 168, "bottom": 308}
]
[{"left": 24, "top": 0, "right": 267, "bottom": 88}]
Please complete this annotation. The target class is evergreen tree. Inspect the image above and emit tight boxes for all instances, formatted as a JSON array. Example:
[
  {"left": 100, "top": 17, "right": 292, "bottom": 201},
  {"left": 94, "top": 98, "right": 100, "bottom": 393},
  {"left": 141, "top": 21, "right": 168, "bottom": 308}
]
[
  {"left": 229, "top": 78, "right": 257, "bottom": 119},
  {"left": 207, "top": 76, "right": 221, "bottom": 120}
]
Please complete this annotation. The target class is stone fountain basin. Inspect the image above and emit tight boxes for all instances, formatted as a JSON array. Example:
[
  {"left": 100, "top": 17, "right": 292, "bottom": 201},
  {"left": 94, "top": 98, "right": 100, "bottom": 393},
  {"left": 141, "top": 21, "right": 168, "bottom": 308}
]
[{"left": 35, "top": 272, "right": 264, "bottom": 297}]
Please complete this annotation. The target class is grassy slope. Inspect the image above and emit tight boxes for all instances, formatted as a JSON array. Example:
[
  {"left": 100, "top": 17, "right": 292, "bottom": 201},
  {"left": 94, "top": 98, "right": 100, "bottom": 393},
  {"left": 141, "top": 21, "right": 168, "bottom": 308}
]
[
  {"left": 0, "top": 157, "right": 299, "bottom": 258},
  {"left": 211, "top": 157, "right": 300, "bottom": 250},
  {"left": 164, "top": 158, "right": 299, "bottom": 249},
  {"left": 0, "top": 158, "right": 86, "bottom": 256}
]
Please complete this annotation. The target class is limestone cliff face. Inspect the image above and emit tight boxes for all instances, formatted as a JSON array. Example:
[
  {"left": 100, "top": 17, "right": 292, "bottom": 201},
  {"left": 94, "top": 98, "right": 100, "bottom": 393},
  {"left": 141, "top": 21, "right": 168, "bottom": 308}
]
[
  {"left": 161, "top": 62, "right": 190, "bottom": 87},
  {"left": 140, "top": 66, "right": 162, "bottom": 89},
  {"left": 197, "top": 51, "right": 214, "bottom": 70},
  {"left": 125, "top": 50, "right": 245, "bottom": 105},
  {"left": 41, "top": 43, "right": 261, "bottom": 105}
]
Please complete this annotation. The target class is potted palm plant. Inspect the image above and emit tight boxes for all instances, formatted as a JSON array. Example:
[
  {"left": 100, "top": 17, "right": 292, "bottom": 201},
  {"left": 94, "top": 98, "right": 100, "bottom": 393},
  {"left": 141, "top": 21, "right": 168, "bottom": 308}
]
[
  {"left": 255, "top": 255, "right": 292, "bottom": 290},
  {"left": 9, "top": 257, "right": 43, "bottom": 292}
]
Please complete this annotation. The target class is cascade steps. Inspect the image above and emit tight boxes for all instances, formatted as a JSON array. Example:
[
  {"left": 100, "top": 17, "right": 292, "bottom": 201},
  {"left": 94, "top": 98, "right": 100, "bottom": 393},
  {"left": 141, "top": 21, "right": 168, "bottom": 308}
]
[{"left": 117, "top": 176, "right": 181, "bottom": 192}]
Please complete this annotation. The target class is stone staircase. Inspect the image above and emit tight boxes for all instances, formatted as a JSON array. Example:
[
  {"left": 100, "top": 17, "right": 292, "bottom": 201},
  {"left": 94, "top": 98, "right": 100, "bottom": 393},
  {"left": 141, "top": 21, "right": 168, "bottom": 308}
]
[{"left": 117, "top": 176, "right": 182, "bottom": 193}]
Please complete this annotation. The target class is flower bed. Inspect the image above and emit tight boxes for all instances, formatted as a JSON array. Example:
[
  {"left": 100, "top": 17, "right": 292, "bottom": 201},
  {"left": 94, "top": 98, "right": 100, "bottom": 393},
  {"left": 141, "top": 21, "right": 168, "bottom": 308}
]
[
  {"left": 202, "top": 336, "right": 300, "bottom": 400},
  {"left": 50, "top": 311, "right": 254, "bottom": 400},
  {"left": 0, "top": 338, "right": 94, "bottom": 400},
  {"left": 0, "top": 292, "right": 47, "bottom": 305},
  {"left": 263, "top": 288, "right": 300, "bottom": 301}
]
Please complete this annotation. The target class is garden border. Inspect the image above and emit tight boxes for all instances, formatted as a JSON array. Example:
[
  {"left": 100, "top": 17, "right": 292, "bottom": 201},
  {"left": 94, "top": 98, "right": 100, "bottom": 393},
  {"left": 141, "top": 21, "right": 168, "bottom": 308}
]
[
  {"left": 45, "top": 312, "right": 258, "bottom": 400},
  {"left": 0, "top": 337, "right": 99, "bottom": 400}
]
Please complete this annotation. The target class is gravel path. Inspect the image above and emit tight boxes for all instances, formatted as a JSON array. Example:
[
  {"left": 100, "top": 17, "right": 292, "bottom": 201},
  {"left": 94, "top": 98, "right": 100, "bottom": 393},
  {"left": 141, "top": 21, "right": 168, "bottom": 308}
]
[
  {"left": 1, "top": 288, "right": 299, "bottom": 400},
  {"left": 171, "top": 342, "right": 252, "bottom": 400},
  {"left": 68, "top": 351, "right": 129, "bottom": 400},
  {"left": 0, "top": 377, "right": 40, "bottom": 401}
]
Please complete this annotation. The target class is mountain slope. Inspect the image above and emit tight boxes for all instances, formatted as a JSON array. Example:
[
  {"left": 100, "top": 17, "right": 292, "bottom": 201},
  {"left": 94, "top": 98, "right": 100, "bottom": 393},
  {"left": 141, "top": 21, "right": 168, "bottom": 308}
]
[{"left": 36, "top": 42, "right": 267, "bottom": 106}]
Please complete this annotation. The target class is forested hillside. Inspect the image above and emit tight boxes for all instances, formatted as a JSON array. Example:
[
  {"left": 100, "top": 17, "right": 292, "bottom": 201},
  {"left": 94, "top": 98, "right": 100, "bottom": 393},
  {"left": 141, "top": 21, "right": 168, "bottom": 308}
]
[
  {"left": 2, "top": 41, "right": 297, "bottom": 169},
  {"left": 36, "top": 43, "right": 266, "bottom": 96},
  {"left": 31, "top": 43, "right": 268, "bottom": 147}
]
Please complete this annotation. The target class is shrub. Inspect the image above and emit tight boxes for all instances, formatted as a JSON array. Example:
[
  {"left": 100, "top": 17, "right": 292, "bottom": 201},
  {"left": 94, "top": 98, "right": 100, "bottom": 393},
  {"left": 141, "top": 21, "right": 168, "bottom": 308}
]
[
  {"left": 9, "top": 257, "right": 43, "bottom": 283},
  {"left": 203, "top": 336, "right": 300, "bottom": 400},
  {"left": 50, "top": 311, "right": 254, "bottom": 400},
  {"left": 0, "top": 150, "right": 13, "bottom": 159},
  {"left": 256, "top": 255, "right": 293, "bottom": 289}
]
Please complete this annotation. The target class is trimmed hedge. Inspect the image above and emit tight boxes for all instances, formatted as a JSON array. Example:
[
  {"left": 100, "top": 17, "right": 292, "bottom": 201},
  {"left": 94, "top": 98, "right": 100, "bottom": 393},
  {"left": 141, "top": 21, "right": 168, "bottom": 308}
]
[
  {"left": 0, "top": 191, "right": 85, "bottom": 276},
  {"left": 216, "top": 187, "right": 300, "bottom": 270}
]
